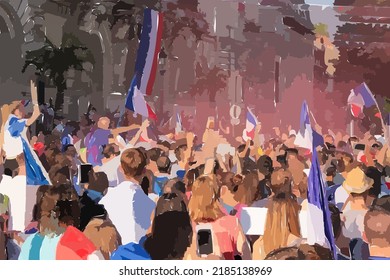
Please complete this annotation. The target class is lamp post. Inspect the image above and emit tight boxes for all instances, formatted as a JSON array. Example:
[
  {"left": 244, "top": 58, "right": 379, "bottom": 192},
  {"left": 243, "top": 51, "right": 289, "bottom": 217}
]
[{"left": 159, "top": 47, "right": 167, "bottom": 116}]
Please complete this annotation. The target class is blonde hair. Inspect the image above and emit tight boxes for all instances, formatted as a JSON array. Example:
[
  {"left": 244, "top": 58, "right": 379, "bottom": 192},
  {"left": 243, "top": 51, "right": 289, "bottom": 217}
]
[
  {"left": 83, "top": 219, "right": 121, "bottom": 260},
  {"left": 263, "top": 195, "right": 301, "bottom": 255},
  {"left": 188, "top": 175, "right": 224, "bottom": 223},
  {"left": 0, "top": 102, "right": 22, "bottom": 149}
]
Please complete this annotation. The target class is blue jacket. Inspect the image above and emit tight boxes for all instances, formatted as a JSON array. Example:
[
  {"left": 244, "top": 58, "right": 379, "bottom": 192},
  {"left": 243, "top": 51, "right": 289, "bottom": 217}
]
[{"left": 111, "top": 236, "right": 151, "bottom": 260}]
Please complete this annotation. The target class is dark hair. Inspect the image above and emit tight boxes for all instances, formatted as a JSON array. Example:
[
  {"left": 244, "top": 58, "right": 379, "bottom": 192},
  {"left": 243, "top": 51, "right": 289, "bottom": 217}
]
[
  {"left": 56, "top": 199, "right": 81, "bottom": 228},
  {"left": 365, "top": 167, "right": 382, "bottom": 198},
  {"left": 371, "top": 195, "right": 390, "bottom": 213},
  {"left": 63, "top": 144, "right": 75, "bottom": 152},
  {"left": 265, "top": 244, "right": 333, "bottom": 260},
  {"left": 102, "top": 143, "right": 120, "bottom": 159},
  {"left": 141, "top": 176, "right": 150, "bottom": 195},
  {"left": 156, "top": 156, "right": 171, "bottom": 173},
  {"left": 328, "top": 203, "right": 342, "bottom": 239},
  {"left": 257, "top": 155, "right": 274, "bottom": 176},
  {"left": 157, "top": 141, "right": 171, "bottom": 150},
  {"left": 146, "top": 148, "right": 163, "bottom": 162},
  {"left": 88, "top": 171, "right": 109, "bottom": 194},
  {"left": 144, "top": 193, "right": 192, "bottom": 260},
  {"left": 174, "top": 145, "right": 187, "bottom": 162}
]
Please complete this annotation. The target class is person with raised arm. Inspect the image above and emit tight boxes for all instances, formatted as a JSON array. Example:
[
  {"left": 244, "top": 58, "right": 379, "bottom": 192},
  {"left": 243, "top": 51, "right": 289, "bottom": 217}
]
[{"left": 0, "top": 80, "right": 50, "bottom": 185}]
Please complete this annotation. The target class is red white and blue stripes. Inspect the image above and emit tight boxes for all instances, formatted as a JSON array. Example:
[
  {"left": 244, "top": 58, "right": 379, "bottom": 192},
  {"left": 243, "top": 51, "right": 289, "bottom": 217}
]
[{"left": 125, "top": 9, "right": 163, "bottom": 120}]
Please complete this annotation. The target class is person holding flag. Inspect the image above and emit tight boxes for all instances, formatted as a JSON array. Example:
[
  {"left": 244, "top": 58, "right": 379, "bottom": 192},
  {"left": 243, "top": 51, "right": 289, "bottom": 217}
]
[{"left": 348, "top": 82, "right": 387, "bottom": 139}]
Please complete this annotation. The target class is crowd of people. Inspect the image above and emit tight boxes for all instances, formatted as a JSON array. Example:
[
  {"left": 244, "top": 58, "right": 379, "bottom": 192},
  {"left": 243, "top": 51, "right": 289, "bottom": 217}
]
[{"left": 0, "top": 80, "right": 390, "bottom": 260}]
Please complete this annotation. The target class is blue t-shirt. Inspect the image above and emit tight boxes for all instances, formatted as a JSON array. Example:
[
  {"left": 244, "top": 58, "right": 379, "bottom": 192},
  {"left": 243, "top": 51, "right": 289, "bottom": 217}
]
[
  {"left": 111, "top": 236, "right": 151, "bottom": 260},
  {"left": 153, "top": 176, "right": 169, "bottom": 196}
]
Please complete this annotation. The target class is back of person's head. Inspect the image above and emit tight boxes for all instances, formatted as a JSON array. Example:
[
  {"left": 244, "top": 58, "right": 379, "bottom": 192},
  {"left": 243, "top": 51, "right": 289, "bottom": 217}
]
[
  {"left": 83, "top": 218, "right": 121, "bottom": 260},
  {"left": 39, "top": 190, "right": 61, "bottom": 235},
  {"left": 257, "top": 155, "right": 274, "bottom": 176},
  {"left": 146, "top": 148, "right": 163, "bottom": 163},
  {"left": 263, "top": 191, "right": 301, "bottom": 255},
  {"left": 188, "top": 175, "right": 224, "bottom": 223},
  {"left": 174, "top": 145, "right": 187, "bottom": 162},
  {"left": 364, "top": 206, "right": 390, "bottom": 248},
  {"left": 33, "top": 185, "right": 55, "bottom": 221},
  {"left": 184, "top": 168, "right": 200, "bottom": 190},
  {"left": 88, "top": 171, "right": 109, "bottom": 194},
  {"left": 156, "top": 156, "right": 171, "bottom": 174},
  {"left": 265, "top": 244, "right": 333, "bottom": 260},
  {"left": 120, "top": 148, "right": 146, "bottom": 179},
  {"left": 371, "top": 195, "right": 390, "bottom": 213},
  {"left": 155, "top": 192, "right": 187, "bottom": 216},
  {"left": 270, "top": 168, "right": 292, "bottom": 195},
  {"left": 163, "top": 179, "right": 186, "bottom": 195},
  {"left": 144, "top": 192, "right": 192, "bottom": 260},
  {"left": 102, "top": 143, "right": 120, "bottom": 159}
]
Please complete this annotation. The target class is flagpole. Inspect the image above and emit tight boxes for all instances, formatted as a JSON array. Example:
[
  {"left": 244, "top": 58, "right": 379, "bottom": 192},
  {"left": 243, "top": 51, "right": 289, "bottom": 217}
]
[{"left": 350, "top": 119, "right": 354, "bottom": 137}]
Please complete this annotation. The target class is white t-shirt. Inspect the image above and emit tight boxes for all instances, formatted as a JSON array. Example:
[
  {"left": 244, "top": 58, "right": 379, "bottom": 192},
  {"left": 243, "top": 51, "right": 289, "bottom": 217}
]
[
  {"left": 96, "top": 157, "right": 124, "bottom": 187},
  {"left": 3, "top": 116, "right": 26, "bottom": 159},
  {"left": 99, "top": 181, "right": 156, "bottom": 244},
  {"left": 0, "top": 175, "right": 38, "bottom": 231}
]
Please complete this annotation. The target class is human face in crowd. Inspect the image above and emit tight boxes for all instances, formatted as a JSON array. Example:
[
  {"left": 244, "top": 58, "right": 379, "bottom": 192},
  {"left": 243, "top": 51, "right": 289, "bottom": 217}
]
[{"left": 14, "top": 105, "right": 25, "bottom": 119}]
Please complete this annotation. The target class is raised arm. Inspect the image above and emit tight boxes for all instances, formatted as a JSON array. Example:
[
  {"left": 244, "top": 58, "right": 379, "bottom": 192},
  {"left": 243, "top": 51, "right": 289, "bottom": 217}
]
[
  {"left": 26, "top": 80, "right": 41, "bottom": 127},
  {"left": 110, "top": 123, "right": 141, "bottom": 136},
  {"left": 127, "top": 120, "right": 150, "bottom": 147}
]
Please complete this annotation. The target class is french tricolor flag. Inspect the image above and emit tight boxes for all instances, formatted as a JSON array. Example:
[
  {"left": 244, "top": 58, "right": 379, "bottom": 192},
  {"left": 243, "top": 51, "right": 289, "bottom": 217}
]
[
  {"left": 348, "top": 82, "right": 377, "bottom": 118},
  {"left": 242, "top": 107, "right": 258, "bottom": 141},
  {"left": 294, "top": 101, "right": 323, "bottom": 151},
  {"left": 125, "top": 8, "right": 163, "bottom": 120}
]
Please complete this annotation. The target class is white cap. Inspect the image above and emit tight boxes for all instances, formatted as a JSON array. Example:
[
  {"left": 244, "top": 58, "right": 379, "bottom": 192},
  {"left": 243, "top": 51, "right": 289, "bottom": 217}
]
[{"left": 289, "top": 130, "right": 297, "bottom": 136}]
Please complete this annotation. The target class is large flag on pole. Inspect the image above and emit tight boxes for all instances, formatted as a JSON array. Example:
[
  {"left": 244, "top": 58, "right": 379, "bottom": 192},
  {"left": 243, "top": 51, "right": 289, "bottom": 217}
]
[
  {"left": 242, "top": 107, "right": 258, "bottom": 141},
  {"left": 294, "top": 101, "right": 323, "bottom": 151},
  {"left": 125, "top": 8, "right": 163, "bottom": 120},
  {"left": 307, "top": 147, "right": 337, "bottom": 259},
  {"left": 295, "top": 100, "right": 337, "bottom": 259}
]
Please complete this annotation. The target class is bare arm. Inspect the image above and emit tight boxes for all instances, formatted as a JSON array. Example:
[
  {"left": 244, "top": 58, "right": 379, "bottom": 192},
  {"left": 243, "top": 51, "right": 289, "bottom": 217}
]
[
  {"left": 127, "top": 120, "right": 150, "bottom": 147},
  {"left": 110, "top": 124, "right": 140, "bottom": 135},
  {"left": 26, "top": 80, "right": 41, "bottom": 127}
]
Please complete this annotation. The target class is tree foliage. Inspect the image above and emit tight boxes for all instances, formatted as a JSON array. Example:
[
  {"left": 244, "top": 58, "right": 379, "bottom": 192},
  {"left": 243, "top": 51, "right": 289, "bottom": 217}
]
[{"left": 22, "top": 34, "right": 94, "bottom": 115}]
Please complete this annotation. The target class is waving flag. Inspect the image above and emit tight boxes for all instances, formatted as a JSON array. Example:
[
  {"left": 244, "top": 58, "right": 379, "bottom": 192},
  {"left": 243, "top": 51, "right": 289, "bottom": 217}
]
[
  {"left": 125, "top": 8, "right": 163, "bottom": 119},
  {"left": 294, "top": 101, "right": 324, "bottom": 151},
  {"left": 242, "top": 107, "right": 258, "bottom": 141},
  {"left": 307, "top": 148, "right": 337, "bottom": 259},
  {"left": 126, "top": 76, "right": 157, "bottom": 120},
  {"left": 348, "top": 83, "right": 376, "bottom": 118}
]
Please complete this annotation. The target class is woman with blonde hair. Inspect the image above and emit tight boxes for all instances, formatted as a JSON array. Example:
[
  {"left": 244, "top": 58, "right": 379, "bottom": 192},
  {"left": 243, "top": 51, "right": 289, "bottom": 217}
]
[
  {"left": 253, "top": 168, "right": 302, "bottom": 260},
  {"left": 185, "top": 174, "right": 251, "bottom": 260},
  {"left": 0, "top": 80, "right": 50, "bottom": 185}
]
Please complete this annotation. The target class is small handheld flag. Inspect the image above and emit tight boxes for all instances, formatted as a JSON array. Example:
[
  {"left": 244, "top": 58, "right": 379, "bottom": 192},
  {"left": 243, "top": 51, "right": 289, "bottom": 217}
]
[{"left": 242, "top": 107, "right": 258, "bottom": 141}]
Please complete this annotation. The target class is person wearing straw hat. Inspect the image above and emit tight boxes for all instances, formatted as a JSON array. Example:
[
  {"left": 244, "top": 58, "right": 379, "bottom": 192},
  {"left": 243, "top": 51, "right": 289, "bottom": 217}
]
[{"left": 340, "top": 167, "right": 373, "bottom": 259}]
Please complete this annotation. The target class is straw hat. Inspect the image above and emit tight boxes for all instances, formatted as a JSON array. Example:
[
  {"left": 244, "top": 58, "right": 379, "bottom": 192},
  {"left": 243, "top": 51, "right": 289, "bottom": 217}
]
[{"left": 342, "top": 167, "right": 374, "bottom": 194}]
